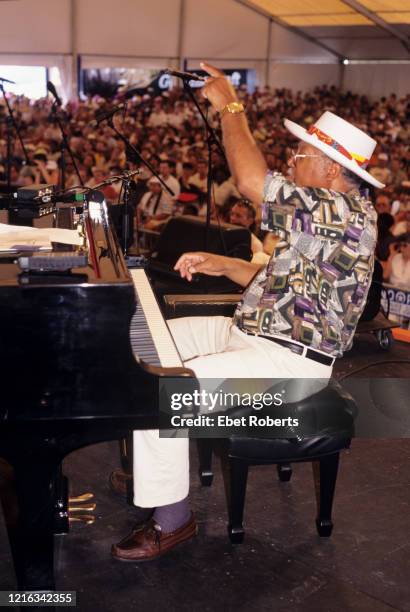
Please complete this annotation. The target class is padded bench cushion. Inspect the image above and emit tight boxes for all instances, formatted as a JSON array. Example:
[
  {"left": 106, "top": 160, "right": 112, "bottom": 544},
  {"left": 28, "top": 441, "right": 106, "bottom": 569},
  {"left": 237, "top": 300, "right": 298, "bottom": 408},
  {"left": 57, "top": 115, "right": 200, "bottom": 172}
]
[{"left": 226, "top": 381, "right": 356, "bottom": 461}]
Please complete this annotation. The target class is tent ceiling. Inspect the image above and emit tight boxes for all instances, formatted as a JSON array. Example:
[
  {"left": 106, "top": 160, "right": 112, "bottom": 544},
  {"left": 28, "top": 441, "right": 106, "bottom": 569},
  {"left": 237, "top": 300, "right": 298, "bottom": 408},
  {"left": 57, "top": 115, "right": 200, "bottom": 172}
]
[{"left": 241, "top": 0, "right": 410, "bottom": 58}]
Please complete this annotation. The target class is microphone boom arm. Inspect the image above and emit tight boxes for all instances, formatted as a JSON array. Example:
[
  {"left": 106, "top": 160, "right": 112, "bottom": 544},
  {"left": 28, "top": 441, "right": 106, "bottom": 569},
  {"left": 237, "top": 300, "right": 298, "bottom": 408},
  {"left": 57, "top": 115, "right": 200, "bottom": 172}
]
[{"left": 106, "top": 117, "right": 175, "bottom": 197}]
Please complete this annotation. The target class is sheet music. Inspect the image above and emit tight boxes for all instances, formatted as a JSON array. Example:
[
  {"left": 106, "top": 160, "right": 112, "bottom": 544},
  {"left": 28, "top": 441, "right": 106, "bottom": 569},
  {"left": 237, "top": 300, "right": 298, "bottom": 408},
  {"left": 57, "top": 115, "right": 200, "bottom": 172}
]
[{"left": 0, "top": 224, "right": 83, "bottom": 251}]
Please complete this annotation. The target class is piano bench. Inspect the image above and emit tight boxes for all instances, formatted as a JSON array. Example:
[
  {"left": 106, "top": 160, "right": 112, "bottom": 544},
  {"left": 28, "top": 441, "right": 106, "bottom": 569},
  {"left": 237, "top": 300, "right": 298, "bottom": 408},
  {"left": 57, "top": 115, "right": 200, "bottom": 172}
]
[
  {"left": 163, "top": 294, "right": 240, "bottom": 319},
  {"left": 197, "top": 381, "right": 357, "bottom": 544}
]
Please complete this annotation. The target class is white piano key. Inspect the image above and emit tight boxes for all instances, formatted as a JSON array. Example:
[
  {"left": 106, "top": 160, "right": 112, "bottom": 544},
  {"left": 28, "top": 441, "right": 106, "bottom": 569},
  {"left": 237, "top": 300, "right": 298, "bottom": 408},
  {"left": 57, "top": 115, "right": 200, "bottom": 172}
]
[{"left": 129, "top": 268, "right": 182, "bottom": 368}]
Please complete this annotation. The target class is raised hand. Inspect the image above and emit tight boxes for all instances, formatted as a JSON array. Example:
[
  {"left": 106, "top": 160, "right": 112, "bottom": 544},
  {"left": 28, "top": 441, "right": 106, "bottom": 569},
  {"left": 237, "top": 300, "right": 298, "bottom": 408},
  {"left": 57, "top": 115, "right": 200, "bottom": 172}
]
[{"left": 200, "top": 62, "right": 239, "bottom": 112}]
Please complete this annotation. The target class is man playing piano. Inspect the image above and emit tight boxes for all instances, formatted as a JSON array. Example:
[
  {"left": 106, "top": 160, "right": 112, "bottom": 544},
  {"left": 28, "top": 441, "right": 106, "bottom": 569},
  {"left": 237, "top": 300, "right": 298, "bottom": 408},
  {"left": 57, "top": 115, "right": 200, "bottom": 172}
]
[{"left": 112, "top": 64, "right": 384, "bottom": 562}]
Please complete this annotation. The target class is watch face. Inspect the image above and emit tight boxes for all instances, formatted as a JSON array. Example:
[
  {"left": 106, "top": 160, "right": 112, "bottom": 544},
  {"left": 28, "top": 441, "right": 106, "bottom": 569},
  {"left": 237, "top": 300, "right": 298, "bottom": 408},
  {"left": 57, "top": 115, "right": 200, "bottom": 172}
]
[
  {"left": 220, "top": 102, "right": 244, "bottom": 117},
  {"left": 227, "top": 103, "right": 244, "bottom": 113}
]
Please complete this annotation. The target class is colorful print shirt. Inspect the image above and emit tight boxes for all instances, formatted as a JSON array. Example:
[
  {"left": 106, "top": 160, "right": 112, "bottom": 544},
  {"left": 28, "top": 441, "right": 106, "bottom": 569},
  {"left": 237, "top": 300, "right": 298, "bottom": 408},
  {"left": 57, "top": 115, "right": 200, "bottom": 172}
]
[{"left": 233, "top": 173, "right": 377, "bottom": 357}]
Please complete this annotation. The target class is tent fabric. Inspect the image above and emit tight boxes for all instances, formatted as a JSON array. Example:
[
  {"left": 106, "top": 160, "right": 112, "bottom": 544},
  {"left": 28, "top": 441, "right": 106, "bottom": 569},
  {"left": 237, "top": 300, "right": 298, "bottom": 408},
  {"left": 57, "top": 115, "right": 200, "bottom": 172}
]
[
  {"left": 247, "top": 0, "right": 410, "bottom": 59},
  {"left": 0, "top": 0, "right": 408, "bottom": 98}
]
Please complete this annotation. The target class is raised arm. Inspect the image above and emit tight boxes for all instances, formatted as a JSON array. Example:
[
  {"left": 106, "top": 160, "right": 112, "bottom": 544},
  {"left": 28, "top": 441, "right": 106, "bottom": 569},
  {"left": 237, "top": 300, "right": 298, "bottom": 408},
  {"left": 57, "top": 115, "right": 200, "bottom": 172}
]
[{"left": 200, "top": 62, "right": 267, "bottom": 206}]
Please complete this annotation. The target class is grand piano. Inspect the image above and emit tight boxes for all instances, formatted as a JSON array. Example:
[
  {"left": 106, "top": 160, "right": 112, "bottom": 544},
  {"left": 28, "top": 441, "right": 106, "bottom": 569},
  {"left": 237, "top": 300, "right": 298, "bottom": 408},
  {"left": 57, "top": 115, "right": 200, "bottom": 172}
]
[{"left": 0, "top": 194, "right": 194, "bottom": 591}]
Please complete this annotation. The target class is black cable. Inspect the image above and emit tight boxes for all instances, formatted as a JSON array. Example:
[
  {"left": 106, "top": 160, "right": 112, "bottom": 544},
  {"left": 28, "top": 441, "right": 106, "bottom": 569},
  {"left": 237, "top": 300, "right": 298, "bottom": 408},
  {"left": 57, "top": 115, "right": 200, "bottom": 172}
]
[{"left": 338, "top": 360, "right": 410, "bottom": 380}]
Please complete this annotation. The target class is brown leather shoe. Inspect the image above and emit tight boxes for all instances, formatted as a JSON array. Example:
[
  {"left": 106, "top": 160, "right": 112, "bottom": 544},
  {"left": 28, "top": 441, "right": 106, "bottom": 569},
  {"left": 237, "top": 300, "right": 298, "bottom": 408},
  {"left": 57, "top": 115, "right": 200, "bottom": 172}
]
[
  {"left": 108, "top": 469, "right": 132, "bottom": 496},
  {"left": 111, "top": 514, "right": 197, "bottom": 562}
]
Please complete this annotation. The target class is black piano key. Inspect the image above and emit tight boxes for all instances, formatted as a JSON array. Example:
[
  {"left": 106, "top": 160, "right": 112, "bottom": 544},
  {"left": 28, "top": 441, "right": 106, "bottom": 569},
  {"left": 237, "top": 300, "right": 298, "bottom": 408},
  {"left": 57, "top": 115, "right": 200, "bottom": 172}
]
[{"left": 129, "top": 303, "right": 161, "bottom": 367}]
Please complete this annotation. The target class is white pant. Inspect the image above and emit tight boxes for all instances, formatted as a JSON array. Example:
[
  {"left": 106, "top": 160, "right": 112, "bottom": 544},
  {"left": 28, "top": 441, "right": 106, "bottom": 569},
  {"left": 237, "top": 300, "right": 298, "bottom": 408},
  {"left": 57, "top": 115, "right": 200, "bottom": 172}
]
[{"left": 133, "top": 317, "right": 332, "bottom": 507}]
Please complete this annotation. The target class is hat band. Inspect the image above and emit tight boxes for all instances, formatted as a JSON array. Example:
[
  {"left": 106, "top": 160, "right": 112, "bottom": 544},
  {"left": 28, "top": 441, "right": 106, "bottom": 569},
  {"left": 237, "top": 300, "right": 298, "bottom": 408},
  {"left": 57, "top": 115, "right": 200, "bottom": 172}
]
[{"left": 307, "top": 125, "right": 369, "bottom": 169}]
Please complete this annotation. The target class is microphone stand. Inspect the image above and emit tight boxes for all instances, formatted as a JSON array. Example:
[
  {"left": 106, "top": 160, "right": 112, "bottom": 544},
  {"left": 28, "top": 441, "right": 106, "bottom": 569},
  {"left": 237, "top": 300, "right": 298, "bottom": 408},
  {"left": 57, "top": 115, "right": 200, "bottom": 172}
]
[
  {"left": 5, "top": 116, "right": 12, "bottom": 194},
  {"left": 181, "top": 78, "right": 226, "bottom": 251},
  {"left": 0, "top": 81, "right": 31, "bottom": 192},
  {"left": 105, "top": 116, "right": 175, "bottom": 257},
  {"left": 50, "top": 101, "right": 84, "bottom": 190}
]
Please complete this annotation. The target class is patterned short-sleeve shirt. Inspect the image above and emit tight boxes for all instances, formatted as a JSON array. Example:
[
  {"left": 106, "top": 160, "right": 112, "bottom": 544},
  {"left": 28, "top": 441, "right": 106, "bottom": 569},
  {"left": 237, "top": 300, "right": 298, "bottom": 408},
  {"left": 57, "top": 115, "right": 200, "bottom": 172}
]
[{"left": 233, "top": 173, "right": 377, "bottom": 357}]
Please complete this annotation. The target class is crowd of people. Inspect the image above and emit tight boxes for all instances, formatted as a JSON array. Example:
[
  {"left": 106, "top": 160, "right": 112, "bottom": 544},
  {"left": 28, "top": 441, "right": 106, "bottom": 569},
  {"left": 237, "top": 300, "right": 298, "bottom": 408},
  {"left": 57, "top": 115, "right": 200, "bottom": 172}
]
[{"left": 0, "top": 83, "right": 409, "bottom": 287}]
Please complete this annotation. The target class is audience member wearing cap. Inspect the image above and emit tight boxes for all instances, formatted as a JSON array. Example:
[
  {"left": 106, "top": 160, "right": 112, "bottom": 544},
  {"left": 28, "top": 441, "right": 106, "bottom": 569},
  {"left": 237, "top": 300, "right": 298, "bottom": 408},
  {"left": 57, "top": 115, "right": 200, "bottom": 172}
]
[
  {"left": 137, "top": 177, "right": 166, "bottom": 219},
  {"left": 370, "top": 152, "right": 392, "bottom": 186}
]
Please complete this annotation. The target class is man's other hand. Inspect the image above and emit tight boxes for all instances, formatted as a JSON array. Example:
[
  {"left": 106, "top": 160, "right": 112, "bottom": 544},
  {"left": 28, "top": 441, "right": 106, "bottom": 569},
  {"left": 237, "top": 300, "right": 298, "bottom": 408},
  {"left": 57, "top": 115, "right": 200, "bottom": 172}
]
[
  {"left": 174, "top": 252, "right": 228, "bottom": 281},
  {"left": 200, "top": 62, "right": 239, "bottom": 112}
]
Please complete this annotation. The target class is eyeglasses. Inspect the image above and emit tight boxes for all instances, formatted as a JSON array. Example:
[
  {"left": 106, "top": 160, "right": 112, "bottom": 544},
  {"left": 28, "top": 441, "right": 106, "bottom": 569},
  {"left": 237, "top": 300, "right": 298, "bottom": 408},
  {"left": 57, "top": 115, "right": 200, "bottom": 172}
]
[
  {"left": 291, "top": 152, "right": 323, "bottom": 162},
  {"left": 293, "top": 154, "right": 322, "bottom": 159}
]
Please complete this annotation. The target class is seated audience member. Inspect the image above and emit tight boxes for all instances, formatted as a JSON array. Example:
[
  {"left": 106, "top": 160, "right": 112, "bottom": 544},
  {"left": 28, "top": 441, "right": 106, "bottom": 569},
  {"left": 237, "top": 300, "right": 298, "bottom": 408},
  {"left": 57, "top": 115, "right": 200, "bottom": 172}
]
[
  {"left": 18, "top": 166, "right": 36, "bottom": 186},
  {"left": 390, "top": 157, "right": 408, "bottom": 189},
  {"left": 382, "top": 238, "right": 410, "bottom": 287},
  {"left": 0, "top": 163, "right": 20, "bottom": 186},
  {"left": 32, "top": 151, "right": 59, "bottom": 185},
  {"left": 147, "top": 97, "right": 168, "bottom": 128},
  {"left": 190, "top": 159, "right": 208, "bottom": 194},
  {"left": 370, "top": 152, "right": 392, "bottom": 186},
  {"left": 178, "top": 162, "right": 201, "bottom": 196},
  {"left": 138, "top": 177, "right": 167, "bottom": 222},
  {"left": 392, "top": 210, "right": 410, "bottom": 237},
  {"left": 228, "top": 198, "right": 264, "bottom": 257},
  {"left": 87, "top": 166, "right": 117, "bottom": 202},
  {"left": 212, "top": 167, "right": 241, "bottom": 207},
  {"left": 159, "top": 159, "right": 180, "bottom": 212},
  {"left": 375, "top": 192, "right": 391, "bottom": 215},
  {"left": 376, "top": 212, "right": 396, "bottom": 261}
]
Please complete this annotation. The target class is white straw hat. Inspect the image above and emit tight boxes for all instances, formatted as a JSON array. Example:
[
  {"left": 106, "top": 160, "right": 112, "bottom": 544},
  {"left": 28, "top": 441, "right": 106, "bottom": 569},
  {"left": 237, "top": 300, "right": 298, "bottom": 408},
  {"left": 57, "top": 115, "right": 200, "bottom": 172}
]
[{"left": 284, "top": 111, "right": 384, "bottom": 189}]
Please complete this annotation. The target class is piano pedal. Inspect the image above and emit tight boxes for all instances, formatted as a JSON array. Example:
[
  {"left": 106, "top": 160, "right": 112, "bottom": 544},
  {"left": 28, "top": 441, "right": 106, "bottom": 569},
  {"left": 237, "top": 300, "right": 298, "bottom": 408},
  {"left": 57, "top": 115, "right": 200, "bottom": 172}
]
[
  {"left": 69, "top": 492, "right": 94, "bottom": 503},
  {"left": 68, "top": 492, "right": 96, "bottom": 526},
  {"left": 69, "top": 514, "right": 96, "bottom": 525},
  {"left": 69, "top": 503, "right": 96, "bottom": 513}
]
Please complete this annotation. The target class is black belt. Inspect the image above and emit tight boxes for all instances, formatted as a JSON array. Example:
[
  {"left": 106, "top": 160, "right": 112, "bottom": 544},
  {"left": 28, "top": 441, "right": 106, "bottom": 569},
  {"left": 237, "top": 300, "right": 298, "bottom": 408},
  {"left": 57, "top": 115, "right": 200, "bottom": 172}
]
[{"left": 239, "top": 329, "right": 335, "bottom": 367}]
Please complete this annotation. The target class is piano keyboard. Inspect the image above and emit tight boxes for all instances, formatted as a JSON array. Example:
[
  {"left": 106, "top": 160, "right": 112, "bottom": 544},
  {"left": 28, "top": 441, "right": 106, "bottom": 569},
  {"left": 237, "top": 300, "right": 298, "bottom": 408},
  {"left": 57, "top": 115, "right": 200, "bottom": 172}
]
[{"left": 129, "top": 268, "right": 183, "bottom": 368}]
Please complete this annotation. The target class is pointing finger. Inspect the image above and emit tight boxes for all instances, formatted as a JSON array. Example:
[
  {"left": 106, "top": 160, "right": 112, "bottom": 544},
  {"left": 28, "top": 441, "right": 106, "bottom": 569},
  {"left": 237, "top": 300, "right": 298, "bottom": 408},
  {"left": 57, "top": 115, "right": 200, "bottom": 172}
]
[{"left": 200, "top": 62, "right": 225, "bottom": 78}]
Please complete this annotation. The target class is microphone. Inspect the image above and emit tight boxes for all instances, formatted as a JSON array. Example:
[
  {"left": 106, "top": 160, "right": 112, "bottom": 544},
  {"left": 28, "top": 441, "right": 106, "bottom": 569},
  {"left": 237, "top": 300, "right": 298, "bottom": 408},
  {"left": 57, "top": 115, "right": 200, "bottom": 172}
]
[
  {"left": 0, "top": 76, "right": 16, "bottom": 84},
  {"left": 47, "top": 80, "right": 62, "bottom": 106},
  {"left": 90, "top": 103, "right": 126, "bottom": 128},
  {"left": 162, "top": 69, "right": 205, "bottom": 82}
]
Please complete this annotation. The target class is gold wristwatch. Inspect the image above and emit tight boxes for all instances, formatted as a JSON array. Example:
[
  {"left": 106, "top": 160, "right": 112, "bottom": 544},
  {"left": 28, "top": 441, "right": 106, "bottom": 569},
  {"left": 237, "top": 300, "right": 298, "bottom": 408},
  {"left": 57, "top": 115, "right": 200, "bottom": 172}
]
[{"left": 219, "top": 101, "right": 245, "bottom": 118}]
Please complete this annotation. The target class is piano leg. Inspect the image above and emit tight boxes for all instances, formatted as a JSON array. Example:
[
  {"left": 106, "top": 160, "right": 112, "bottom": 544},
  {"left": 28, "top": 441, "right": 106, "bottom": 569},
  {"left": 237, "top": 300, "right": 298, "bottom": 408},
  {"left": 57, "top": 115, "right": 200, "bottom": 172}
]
[
  {"left": 5, "top": 457, "right": 59, "bottom": 591},
  {"left": 110, "top": 434, "right": 133, "bottom": 503},
  {"left": 119, "top": 433, "right": 133, "bottom": 475}
]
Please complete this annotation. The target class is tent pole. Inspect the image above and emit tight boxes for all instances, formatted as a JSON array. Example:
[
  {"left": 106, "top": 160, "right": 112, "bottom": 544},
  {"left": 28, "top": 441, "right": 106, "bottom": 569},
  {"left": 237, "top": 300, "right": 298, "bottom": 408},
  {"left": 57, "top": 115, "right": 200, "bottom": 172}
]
[
  {"left": 339, "top": 61, "right": 346, "bottom": 93},
  {"left": 177, "top": 0, "right": 186, "bottom": 70},
  {"left": 71, "top": 0, "right": 78, "bottom": 99},
  {"left": 265, "top": 18, "right": 272, "bottom": 87}
]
